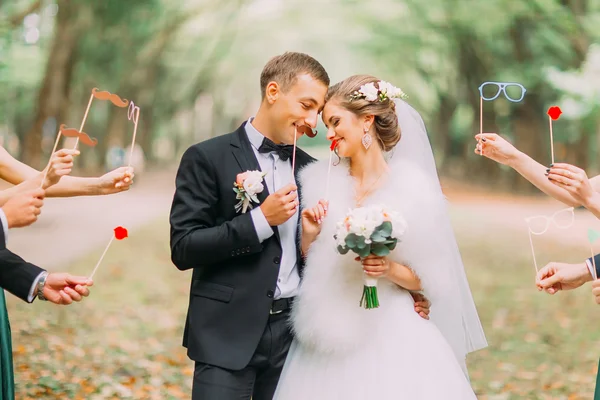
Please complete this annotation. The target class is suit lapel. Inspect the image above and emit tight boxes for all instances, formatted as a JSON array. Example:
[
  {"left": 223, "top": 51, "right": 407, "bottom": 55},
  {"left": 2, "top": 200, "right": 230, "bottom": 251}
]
[{"left": 230, "top": 123, "right": 280, "bottom": 244}]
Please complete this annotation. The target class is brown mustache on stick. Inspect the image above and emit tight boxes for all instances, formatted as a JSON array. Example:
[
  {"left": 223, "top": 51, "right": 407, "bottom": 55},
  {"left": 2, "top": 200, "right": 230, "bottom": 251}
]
[
  {"left": 91, "top": 88, "right": 129, "bottom": 108},
  {"left": 296, "top": 125, "right": 317, "bottom": 138},
  {"left": 59, "top": 124, "right": 98, "bottom": 147}
]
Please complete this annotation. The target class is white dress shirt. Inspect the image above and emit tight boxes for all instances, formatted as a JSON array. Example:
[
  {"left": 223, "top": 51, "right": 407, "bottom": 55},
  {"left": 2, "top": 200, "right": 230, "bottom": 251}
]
[
  {"left": 586, "top": 259, "right": 597, "bottom": 279},
  {"left": 0, "top": 208, "right": 43, "bottom": 302},
  {"left": 246, "top": 118, "right": 300, "bottom": 299}
]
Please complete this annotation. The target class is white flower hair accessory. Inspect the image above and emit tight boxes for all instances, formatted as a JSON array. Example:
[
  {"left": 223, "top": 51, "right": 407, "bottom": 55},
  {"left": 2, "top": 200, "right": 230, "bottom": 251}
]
[{"left": 349, "top": 80, "right": 408, "bottom": 103}]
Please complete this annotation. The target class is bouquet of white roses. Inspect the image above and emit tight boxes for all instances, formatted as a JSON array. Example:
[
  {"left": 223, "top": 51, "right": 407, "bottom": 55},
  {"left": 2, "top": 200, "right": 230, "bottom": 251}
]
[{"left": 334, "top": 204, "right": 408, "bottom": 309}]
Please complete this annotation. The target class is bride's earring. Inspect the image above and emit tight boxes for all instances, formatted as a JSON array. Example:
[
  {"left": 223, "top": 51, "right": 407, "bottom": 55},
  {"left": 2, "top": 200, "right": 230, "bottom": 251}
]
[{"left": 361, "top": 127, "right": 372, "bottom": 150}]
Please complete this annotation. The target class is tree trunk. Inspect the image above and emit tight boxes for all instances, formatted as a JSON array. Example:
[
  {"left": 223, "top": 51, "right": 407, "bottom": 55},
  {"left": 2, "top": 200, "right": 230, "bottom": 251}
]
[{"left": 22, "top": 0, "right": 83, "bottom": 168}]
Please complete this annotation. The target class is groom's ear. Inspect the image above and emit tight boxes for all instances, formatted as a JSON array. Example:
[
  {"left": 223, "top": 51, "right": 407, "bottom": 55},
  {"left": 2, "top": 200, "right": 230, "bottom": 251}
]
[{"left": 265, "top": 81, "right": 280, "bottom": 104}]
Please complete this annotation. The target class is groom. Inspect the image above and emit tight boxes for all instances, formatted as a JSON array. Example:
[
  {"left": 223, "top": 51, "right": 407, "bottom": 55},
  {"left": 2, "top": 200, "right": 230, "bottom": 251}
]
[{"left": 170, "top": 52, "right": 430, "bottom": 399}]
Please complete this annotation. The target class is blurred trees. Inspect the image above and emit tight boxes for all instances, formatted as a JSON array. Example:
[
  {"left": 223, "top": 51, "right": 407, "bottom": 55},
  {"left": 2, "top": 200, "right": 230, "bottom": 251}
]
[
  {"left": 1, "top": 0, "right": 600, "bottom": 191},
  {"left": 356, "top": 0, "right": 600, "bottom": 189}
]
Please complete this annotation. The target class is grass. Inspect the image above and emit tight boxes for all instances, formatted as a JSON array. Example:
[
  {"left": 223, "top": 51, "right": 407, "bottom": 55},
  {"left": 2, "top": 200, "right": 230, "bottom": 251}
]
[{"left": 7, "top": 211, "right": 600, "bottom": 399}]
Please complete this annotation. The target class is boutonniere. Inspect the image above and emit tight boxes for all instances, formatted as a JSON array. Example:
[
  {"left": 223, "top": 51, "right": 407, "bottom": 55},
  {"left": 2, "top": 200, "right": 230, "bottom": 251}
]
[{"left": 233, "top": 170, "right": 267, "bottom": 213}]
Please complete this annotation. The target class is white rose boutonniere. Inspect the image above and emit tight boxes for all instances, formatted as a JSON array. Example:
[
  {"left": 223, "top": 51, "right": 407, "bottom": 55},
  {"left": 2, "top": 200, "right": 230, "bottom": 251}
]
[{"left": 233, "top": 170, "right": 267, "bottom": 213}]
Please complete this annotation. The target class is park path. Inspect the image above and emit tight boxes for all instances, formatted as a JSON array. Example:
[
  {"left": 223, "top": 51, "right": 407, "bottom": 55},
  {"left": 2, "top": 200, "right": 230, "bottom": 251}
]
[{"left": 6, "top": 166, "right": 177, "bottom": 270}]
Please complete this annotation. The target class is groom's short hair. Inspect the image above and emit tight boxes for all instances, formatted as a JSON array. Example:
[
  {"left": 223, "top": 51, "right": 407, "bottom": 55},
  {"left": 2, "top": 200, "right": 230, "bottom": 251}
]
[{"left": 260, "top": 52, "right": 329, "bottom": 99}]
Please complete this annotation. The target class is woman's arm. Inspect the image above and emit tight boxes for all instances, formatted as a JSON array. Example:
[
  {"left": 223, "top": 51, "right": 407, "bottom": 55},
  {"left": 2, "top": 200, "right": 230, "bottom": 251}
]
[
  {"left": 361, "top": 255, "right": 422, "bottom": 291},
  {"left": 0, "top": 146, "right": 41, "bottom": 184},
  {"left": 386, "top": 261, "right": 422, "bottom": 291},
  {"left": 0, "top": 146, "right": 133, "bottom": 198},
  {"left": 476, "top": 134, "right": 581, "bottom": 207}
]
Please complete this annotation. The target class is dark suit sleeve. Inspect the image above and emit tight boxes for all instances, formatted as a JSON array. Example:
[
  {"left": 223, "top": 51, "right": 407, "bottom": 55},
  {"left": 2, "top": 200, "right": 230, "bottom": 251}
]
[
  {"left": 0, "top": 225, "right": 45, "bottom": 303},
  {"left": 588, "top": 253, "right": 600, "bottom": 279},
  {"left": 170, "top": 145, "right": 263, "bottom": 271}
]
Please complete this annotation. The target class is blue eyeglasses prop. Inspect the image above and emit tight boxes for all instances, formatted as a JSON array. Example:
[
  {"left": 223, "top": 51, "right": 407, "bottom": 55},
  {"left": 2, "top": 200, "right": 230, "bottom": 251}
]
[
  {"left": 477, "top": 81, "right": 527, "bottom": 157},
  {"left": 478, "top": 82, "right": 526, "bottom": 102}
]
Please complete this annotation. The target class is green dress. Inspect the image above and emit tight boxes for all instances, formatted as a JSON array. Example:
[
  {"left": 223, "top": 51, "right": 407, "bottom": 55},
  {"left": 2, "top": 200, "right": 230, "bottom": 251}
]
[
  {"left": 0, "top": 291, "right": 14, "bottom": 400},
  {"left": 595, "top": 358, "right": 600, "bottom": 400}
]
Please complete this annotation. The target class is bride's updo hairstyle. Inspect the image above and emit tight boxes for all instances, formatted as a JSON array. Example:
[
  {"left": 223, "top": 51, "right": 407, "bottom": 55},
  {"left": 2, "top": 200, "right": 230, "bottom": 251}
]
[{"left": 325, "top": 75, "right": 404, "bottom": 152}]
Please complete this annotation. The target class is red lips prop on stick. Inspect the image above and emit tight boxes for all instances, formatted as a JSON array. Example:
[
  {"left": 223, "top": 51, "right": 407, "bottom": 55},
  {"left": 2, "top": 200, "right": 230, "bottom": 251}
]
[
  {"left": 89, "top": 226, "right": 128, "bottom": 279},
  {"left": 547, "top": 106, "right": 562, "bottom": 165}
]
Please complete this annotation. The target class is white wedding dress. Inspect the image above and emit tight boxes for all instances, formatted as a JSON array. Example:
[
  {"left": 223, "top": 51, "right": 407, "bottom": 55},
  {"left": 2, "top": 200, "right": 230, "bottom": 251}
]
[{"left": 273, "top": 100, "right": 487, "bottom": 400}]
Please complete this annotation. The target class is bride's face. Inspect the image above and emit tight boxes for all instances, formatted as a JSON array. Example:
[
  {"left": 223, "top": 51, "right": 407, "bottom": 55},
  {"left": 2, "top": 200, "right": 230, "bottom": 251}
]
[{"left": 322, "top": 100, "right": 371, "bottom": 158}]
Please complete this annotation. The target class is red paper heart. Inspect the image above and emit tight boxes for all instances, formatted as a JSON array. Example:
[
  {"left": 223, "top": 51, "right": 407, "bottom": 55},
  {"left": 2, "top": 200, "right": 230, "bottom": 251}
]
[
  {"left": 330, "top": 139, "right": 338, "bottom": 151},
  {"left": 114, "top": 226, "right": 128, "bottom": 240},
  {"left": 547, "top": 106, "right": 562, "bottom": 120}
]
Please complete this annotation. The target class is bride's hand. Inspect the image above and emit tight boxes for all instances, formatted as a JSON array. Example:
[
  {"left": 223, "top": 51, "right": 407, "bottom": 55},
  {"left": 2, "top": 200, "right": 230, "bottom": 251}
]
[
  {"left": 301, "top": 199, "right": 328, "bottom": 239},
  {"left": 474, "top": 133, "right": 521, "bottom": 166},
  {"left": 358, "top": 255, "right": 390, "bottom": 278}
]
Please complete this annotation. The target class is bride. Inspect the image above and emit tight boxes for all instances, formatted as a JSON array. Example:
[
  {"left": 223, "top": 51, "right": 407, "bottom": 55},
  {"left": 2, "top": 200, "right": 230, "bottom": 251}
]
[{"left": 273, "top": 75, "right": 488, "bottom": 399}]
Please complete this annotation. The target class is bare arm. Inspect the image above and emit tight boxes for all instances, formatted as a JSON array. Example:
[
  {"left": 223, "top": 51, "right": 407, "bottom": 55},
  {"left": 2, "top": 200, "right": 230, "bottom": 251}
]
[
  {"left": 0, "top": 146, "right": 40, "bottom": 184},
  {"left": 0, "top": 146, "right": 132, "bottom": 199},
  {"left": 361, "top": 255, "right": 423, "bottom": 291},
  {"left": 508, "top": 151, "right": 581, "bottom": 207},
  {"left": 386, "top": 262, "right": 422, "bottom": 291},
  {"left": 476, "top": 134, "right": 581, "bottom": 207}
]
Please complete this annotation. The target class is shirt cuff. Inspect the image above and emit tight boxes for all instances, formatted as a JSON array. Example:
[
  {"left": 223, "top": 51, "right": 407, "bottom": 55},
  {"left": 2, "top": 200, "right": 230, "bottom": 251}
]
[
  {"left": 250, "top": 207, "right": 274, "bottom": 243},
  {"left": 0, "top": 209, "right": 8, "bottom": 246},
  {"left": 27, "top": 271, "right": 46, "bottom": 302},
  {"left": 586, "top": 259, "right": 597, "bottom": 280}
]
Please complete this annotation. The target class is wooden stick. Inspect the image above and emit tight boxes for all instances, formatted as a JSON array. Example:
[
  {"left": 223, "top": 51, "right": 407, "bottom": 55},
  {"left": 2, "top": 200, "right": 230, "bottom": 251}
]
[
  {"left": 479, "top": 96, "right": 483, "bottom": 156},
  {"left": 89, "top": 236, "right": 114, "bottom": 280},
  {"left": 292, "top": 125, "right": 298, "bottom": 172},
  {"left": 128, "top": 106, "right": 140, "bottom": 167},
  {"left": 549, "top": 115, "right": 555, "bottom": 165},
  {"left": 528, "top": 229, "right": 539, "bottom": 273},
  {"left": 73, "top": 92, "right": 95, "bottom": 149},
  {"left": 325, "top": 150, "right": 333, "bottom": 201},
  {"left": 39, "top": 129, "right": 63, "bottom": 188}
]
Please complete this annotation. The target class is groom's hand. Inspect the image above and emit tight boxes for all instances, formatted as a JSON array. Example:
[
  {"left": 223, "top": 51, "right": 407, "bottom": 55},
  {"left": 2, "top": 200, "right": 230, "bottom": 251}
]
[
  {"left": 410, "top": 292, "right": 430, "bottom": 320},
  {"left": 260, "top": 183, "right": 298, "bottom": 226}
]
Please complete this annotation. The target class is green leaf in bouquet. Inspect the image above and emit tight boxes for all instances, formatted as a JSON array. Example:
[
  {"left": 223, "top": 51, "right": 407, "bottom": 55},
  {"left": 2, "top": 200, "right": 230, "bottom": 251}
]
[
  {"left": 386, "top": 238, "right": 398, "bottom": 251},
  {"left": 357, "top": 244, "right": 371, "bottom": 258},
  {"left": 378, "top": 221, "right": 392, "bottom": 237},
  {"left": 337, "top": 245, "right": 350, "bottom": 254},
  {"left": 371, "top": 231, "right": 387, "bottom": 243},
  {"left": 345, "top": 233, "right": 359, "bottom": 248},
  {"left": 356, "top": 235, "right": 367, "bottom": 249},
  {"left": 371, "top": 243, "right": 391, "bottom": 256}
]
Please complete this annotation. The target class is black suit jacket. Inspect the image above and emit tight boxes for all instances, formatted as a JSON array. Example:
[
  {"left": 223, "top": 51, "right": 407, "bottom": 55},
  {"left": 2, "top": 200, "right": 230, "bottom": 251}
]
[
  {"left": 0, "top": 226, "right": 45, "bottom": 303},
  {"left": 170, "top": 122, "right": 315, "bottom": 370},
  {"left": 588, "top": 254, "right": 600, "bottom": 279}
]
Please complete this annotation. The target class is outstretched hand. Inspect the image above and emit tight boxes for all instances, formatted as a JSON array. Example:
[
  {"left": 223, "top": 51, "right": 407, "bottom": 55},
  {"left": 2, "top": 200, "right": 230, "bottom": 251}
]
[
  {"left": 42, "top": 273, "right": 94, "bottom": 305},
  {"left": 42, "top": 148, "right": 79, "bottom": 189},
  {"left": 97, "top": 166, "right": 135, "bottom": 194},
  {"left": 474, "top": 133, "right": 520, "bottom": 166}
]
